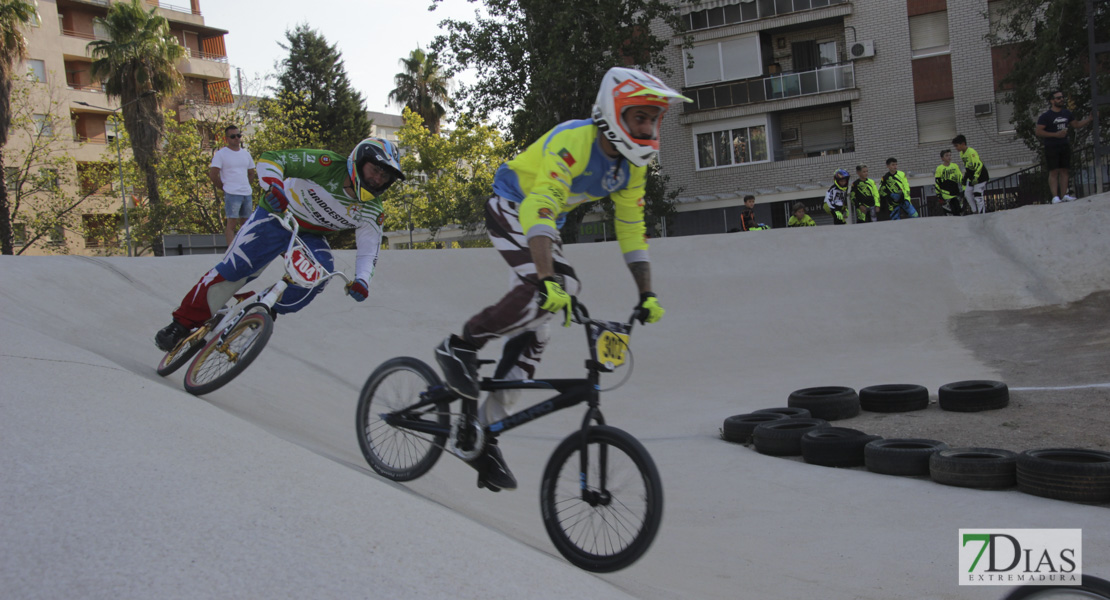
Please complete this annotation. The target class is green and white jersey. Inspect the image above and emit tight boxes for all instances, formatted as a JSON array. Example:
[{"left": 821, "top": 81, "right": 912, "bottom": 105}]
[{"left": 257, "top": 148, "right": 385, "bottom": 284}]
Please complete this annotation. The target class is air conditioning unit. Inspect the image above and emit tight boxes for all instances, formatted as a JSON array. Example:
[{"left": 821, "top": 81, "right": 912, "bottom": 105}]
[
  {"left": 842, "top": 106, "right": 853, "bottom": 124},
  {"left": 974, "top": 102, "right": 993, "bottom": 116},
  {"left": 849, "top": 40, "right": 875, "bottom": 59}
]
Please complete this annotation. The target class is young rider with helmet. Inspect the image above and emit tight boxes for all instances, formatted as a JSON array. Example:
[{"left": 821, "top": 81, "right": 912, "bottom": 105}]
[
  {"left": 824, "top": 168, "right": 851, "bottom": 225},
  {"left": 154, "top": 138, "right": 405, "bottom": 352},
  {"left": 434, "top": 67, "right": 691, "bottom": 492}
]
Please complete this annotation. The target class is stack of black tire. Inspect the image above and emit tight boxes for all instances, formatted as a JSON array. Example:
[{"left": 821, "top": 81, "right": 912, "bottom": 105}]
[{"left": 720, "top": 380, "right": 1110, "bottom": 504}]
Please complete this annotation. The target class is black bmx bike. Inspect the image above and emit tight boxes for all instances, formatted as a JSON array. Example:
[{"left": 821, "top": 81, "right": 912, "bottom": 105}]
[{"left": 355, "top": 301, "right": 663, "bottom": 573}]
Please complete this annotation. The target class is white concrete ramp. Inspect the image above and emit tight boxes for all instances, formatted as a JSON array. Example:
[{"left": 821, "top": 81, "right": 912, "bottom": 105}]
[{"left": 2, "top": 196, "right": 1109, "bottom": 599}]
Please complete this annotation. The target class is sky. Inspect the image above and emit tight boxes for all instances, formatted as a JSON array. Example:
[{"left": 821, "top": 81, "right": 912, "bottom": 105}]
[{"left": 199, "top": 0, "right": 481, "bottom": 114}]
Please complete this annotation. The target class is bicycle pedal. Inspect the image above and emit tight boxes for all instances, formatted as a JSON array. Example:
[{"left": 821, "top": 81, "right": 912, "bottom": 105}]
[{"left": 477, "top": 477, "right": 501, "bottom": 493}]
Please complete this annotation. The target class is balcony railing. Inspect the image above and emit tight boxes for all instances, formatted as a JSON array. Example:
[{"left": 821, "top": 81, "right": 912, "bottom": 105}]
[
  {"left": 151, "top": 1, "right": 200, "bottom": 15},
  {"left": 683, "top": 62, "right": 855, "bottom": 113},
  {"left": 182, "top": 48, "right": 228, "bottom": 63},
  {"left": 68, "top": 82, "right": 104, "bottom": 92},
  {"left": 61, "top": 28, "right": 108, "bottom": 41},
  {"left": 685, "top": 0, "right": 848, "bottom": 32}
]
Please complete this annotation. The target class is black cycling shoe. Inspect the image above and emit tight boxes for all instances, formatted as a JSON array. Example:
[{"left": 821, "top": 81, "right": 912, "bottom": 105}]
[
  {"left": 155, "top": 321, "right": 190, "bottom": 352},
  {"left": 471, "top": 442, "right": 517, "bottom": 492},
  {"left": 435, "top": 335, "right": 481, "bottom": 400}
]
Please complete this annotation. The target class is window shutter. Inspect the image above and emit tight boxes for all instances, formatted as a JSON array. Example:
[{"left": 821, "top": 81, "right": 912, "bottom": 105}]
[
  {"left": 915, "top": 99, "right": 957, "bottom": 142},
  {"left": 801, "top": 118, "right": 845, "bottom": 153},
  {"left": 685, "top": 44, "right": 721, "bottom": 86},
  {"left": 909, "top": 11, "right": 950, "bottom": 56}
]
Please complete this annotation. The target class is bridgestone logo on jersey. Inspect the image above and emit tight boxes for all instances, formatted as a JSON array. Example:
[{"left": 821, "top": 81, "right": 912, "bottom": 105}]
[{"left": 306, "top": 188, "right": 355, "bottom": 228}]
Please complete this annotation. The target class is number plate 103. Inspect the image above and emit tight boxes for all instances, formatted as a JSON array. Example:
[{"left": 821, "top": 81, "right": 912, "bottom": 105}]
[{"left": 596, "top": 330, "right": 630, "bottom": 368}]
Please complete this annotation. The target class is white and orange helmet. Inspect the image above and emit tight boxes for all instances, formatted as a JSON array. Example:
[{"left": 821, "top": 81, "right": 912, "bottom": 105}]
[{"left": 591, "top": 67, "right": 691, "bottom": 167}]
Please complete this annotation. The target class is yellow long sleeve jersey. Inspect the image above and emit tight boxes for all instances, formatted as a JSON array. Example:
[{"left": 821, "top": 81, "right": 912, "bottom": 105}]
[{"left": 492, "top": 119, "right": 649, "bottom": 264}]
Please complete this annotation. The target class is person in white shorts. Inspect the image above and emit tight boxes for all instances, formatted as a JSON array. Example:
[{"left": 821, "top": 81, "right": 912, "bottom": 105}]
[{"left": 209, "top": 125, "right": 257, "bottom": 246}]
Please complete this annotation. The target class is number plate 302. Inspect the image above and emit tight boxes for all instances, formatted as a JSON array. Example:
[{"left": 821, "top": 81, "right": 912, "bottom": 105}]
[{"left": 596, "top": 330, "right": 630, "bottom": 369}]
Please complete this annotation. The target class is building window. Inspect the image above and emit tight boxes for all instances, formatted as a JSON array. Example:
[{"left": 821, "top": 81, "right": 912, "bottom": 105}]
[
  {"left": 83, "top": 214, "right": 120, "bottom": 248},
  {"left": 13, "top": 223, "right": 26, "bottom": 246},
  {"left": 33, "top": 114, "right": 54, "bottom": 137},
  {"left": 47, "top": 225, "right": 65, "bottom": 246},
  {"left": 26, "top": 59, "right": 45, "bottom": 82},
  {"left": 695, "top": 124, "right": 769, "bottom": 169},
  {"left": 995, "top": 91, "right": 1016, "bottom": 133},
  {"left": 909, "top": 11, "right": 950, "bottom": 58},
  {"left": 801, "top": 118, "right": 850, "bottom": 155},
  {"left": 684, "top": 34, "right": 762, "bottom": 87},
  {"left": 915, "top": 99, "right": 957, "bottom": 143},
  {"left": 818, "top": 41, "right": 838, "bottom": 66}
]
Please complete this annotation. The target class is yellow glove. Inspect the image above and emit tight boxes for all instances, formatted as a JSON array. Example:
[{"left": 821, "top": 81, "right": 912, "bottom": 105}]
[
  {"left": 538, "top": 277, "right": 573, "bottom": 327},
  {"left": 636, "top": 292, "right": 665, "bottom": 324}
]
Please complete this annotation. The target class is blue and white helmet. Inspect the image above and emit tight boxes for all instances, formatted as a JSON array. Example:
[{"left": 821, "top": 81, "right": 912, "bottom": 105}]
[
  {"left": 833, "top": 168, "right": 850, "bottom": 189},
  {"left": 348, "top": 137, "right": 404, "bottom": 199}
]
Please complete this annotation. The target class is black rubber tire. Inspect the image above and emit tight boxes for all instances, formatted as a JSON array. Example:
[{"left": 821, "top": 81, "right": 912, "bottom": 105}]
[
  {"left": 929, "top": 447, "right": 1017, "bottom": 489},
  {"left": 752, "top": 418, "right": 830, "bottom": 456},
  {"left": 801, "top": 427, "right": 881, "bottom": 468},
  {"left": 356, "top": 357, "right": 450, "bottom": 482},
  {"left": 1016, "top": 448, "right": 1110, "bottom": 503},
  {"left": 1000, "top": 575, "right": 1110, "bottom": 599},
  {"left": 787, "top": 386, "right": 860, "bottom": 421},
  {"left": 722, "top": 413, "right": 789, "bottom": 444},
  {"left": 183, "top": 307, "right": 273, "bottom": 396},
  {"left": 753, "top": 407, "right": 812, "bottom": 419},
  {"left": 156, "top": 327, "right": 208, "bottom": 376},
  {"left": 865, "top": 438, "right": 948, "bottom": 476},
  {"left": 541, "top": 425, "right": 663, "bottom": 573},
  {"left": 859, "top": 384, "right": 929, "bottom": 413},
  {"left": 938, "top": 380, "right": 1009, "bottom": 412}
]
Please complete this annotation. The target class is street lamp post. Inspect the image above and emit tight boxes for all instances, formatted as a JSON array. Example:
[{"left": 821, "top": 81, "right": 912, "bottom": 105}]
[{"left": 73, "top": 89, "right": 156, "bottom": 257}]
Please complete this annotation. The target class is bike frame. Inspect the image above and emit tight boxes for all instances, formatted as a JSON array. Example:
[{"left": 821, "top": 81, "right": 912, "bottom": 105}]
[
  {"left": 208, "top": 212, "right": 350, "bottom": 345},
  {"left": 385, "top": 305, "right": 636, "bottom": 455}
]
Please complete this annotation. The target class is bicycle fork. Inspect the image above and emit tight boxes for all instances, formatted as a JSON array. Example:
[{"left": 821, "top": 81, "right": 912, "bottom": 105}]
[{"left": 578, "top": 405, "right": 612, "bottom": 507}]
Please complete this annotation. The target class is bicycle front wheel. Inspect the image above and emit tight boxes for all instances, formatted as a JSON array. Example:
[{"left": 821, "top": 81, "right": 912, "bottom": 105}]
[
  {"left": 183, "top": 307, "right": 273, "bottom": 396},
  {"left": 156, "top": 326, "right": 209, "bottom": 377},
  {"left": 356, "top": 357, "right": 449, "bottom": 482},
  {"left": 541, "top": 425, "right": 663, "bottom": 573},
  {"left": 1001, "top": 575, "right": 1110, "bottom": 599}
]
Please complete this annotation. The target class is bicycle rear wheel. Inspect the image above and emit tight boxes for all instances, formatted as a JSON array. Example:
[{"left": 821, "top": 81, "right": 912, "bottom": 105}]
[
  {"left": 183, "top": 306, "right": 273, "bottom": 396},
  {"left": 540, "top": 425, "right": 663, "bottom": 573},
  {"left": 156, "top": 326, "right": 209, "bottom": 376},
  {"left": 356, "top": 357, "right": 450, "bottom": 482},
  {"left": 1001, "top": 575, "right": 1110, "bottom": 599}
]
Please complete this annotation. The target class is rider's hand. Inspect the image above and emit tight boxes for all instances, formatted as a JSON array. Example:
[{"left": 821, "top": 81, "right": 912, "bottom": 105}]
[
  {"left": 635, "top": 292, "right": 665, "bottom": 325},
  {"left": 537, "top": 277, "right": 573, "bottom": 327},
  {"left": 265, "top": 189, "right": 289, "bottom": 213},
  {"left": 346, "top": 278, "right": 369, "bottom": 302}
]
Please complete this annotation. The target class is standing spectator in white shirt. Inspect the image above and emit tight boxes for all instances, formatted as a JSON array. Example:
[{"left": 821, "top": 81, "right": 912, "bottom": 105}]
[{"left": 209, "top": 125, "right": 257, "bottom": 246}]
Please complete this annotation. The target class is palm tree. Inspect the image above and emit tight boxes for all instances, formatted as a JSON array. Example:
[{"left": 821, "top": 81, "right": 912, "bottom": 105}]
[
  {"left": 0, "top": 0, "right": 38, "bottom": 255},
  {"left": 388, "top": 48, "right": 450, "bottom": 135},
  {"left": 88, "top": 0, "right": 184, "bottom": 245}
]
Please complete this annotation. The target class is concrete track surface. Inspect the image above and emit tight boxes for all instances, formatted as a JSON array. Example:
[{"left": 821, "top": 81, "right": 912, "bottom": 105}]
[{"left": 3, "top": 195, "right": 1109, "bottom": 599}]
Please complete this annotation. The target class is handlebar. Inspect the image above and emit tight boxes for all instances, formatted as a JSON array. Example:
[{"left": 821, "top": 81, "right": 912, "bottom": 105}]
[
  {"left": 272, "top": 210, "right": 352, "bottom": 287},
  {"left": 570, "top": 299, "right": 640, "bottom": 332}
]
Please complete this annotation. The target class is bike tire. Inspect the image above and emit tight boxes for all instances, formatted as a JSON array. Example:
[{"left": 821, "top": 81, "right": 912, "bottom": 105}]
[
  {"left": 540, "top": 425, "right": 663, "bottom": 573},
  {"left": 183, "top": 307, "right": 273, "bottom": 396},
  {"left": 356, "top": 357, "right": 449, "bottom": 482},
  {"left": 156, "top": 327, "right": 208, "bottom": 377}
]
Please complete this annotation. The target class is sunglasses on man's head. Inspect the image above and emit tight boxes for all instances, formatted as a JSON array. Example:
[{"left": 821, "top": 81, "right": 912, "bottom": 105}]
[{"left": 228, "top": 133, "right": 242, "bottom": 138}]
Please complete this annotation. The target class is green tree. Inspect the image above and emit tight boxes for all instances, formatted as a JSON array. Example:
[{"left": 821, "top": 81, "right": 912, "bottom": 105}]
[
  {"left": 0, "top": 0, "right": 39, "bottom": 255},
  {"left": 3, "top": 80, "right": 114, "bottom": 254},
  {"left": 390, "top": 108, "right": 512, "bottom": 242},
  {"left": 275, "top": 24, "right": 371, "bottom": 153},
  {"left": 989, "top": 0, "right": 1110, "bottom": 153},
  {"left": 87, "top": 0, "right": 185, "bottom": 249},
  {"left": 430, "top": 0, "right": 687, "bottom": 241},
  {"left": 389, "top": 47, "right": 451, "bottom": 135}
]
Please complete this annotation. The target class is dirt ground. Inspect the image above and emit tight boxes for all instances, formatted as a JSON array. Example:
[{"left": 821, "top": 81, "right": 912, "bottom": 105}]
[{"left": 735, "top": 291, "right": 1110, "bottom": 461}]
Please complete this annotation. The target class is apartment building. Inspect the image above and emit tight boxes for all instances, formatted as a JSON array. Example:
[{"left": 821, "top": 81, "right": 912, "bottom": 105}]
[
  {"left": 649, "top": 0, "right": 1029, "bottom": 233},
  {"left": 13, "top": 0, "right": 231, "bottom": 255}
]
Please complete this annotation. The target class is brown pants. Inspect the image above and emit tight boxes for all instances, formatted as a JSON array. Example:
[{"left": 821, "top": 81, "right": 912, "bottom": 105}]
[{"left": 461, "top": 196, "right": 581, "bottom": 380}]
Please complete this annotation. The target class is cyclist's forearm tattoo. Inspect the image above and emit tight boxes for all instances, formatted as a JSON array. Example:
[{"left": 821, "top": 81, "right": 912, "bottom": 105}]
[{"left": 628, "top": 261, "right": 652, "bottom": 294}]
